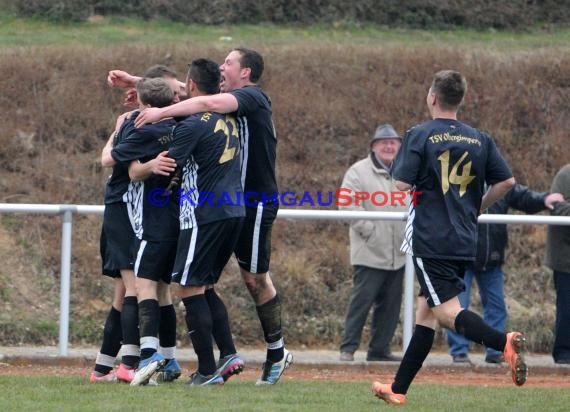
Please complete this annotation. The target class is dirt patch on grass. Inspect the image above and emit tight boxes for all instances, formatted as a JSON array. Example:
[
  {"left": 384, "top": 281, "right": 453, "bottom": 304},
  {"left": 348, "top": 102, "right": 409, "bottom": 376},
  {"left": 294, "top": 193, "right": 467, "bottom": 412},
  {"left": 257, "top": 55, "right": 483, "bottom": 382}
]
[{"left": 0, "top": 362, "right": 567, "bottom": 388}]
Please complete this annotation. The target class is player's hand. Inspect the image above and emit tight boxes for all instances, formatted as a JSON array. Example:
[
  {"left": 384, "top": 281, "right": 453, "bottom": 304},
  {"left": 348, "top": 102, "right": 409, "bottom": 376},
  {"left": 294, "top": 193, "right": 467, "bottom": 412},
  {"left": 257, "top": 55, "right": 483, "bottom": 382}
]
[
  {"left": 114, "top": 110, "right": 134, "bottom": 132},
  {"left": 545, "top": 192, "right": 565, "bottom": 209},
  {"left": 135, "top": 107, "right": 163, "bottom": 128},
  {"left": 166, "top": 170, "right": 181, "bottom": 195},
  {"left": 122, "top": 88, "right": 138, "bottom": 108},
  {"left": 149, "top": 151, "right": 176, "bottom": 176},
  {"left": 107, "top": 70, "right": 138, "bottom": 88}
]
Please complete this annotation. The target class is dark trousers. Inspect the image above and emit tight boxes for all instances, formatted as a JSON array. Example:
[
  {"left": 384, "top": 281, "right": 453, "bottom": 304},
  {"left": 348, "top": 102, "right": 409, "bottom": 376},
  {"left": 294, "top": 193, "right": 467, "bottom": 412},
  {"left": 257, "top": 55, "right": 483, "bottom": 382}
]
[
  {"left": 553, "top": 270, "right": 570, "bottom": 362},
  {"left": 340, "top": 265, "right": 404, "bottom": 358}
]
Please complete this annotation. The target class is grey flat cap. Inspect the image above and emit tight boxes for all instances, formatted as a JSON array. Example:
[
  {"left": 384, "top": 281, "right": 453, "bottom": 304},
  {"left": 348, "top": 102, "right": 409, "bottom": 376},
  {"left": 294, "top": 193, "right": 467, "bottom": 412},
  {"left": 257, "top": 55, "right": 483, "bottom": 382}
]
[{"left": 370, "top": 124, "right": 400, "bottom": 146}]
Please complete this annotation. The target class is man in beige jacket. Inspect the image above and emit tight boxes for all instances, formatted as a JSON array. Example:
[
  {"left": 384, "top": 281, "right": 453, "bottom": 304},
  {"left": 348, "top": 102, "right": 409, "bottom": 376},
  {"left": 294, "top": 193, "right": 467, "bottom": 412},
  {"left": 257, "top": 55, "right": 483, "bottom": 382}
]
[{"left": 339, "top": 124, "right": 407, "bottom": 362}]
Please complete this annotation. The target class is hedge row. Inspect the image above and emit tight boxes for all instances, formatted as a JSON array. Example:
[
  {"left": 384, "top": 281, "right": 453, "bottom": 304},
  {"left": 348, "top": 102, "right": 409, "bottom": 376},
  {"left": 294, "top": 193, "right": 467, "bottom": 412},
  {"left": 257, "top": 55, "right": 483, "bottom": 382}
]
[{"left": 5, "top": 0, "right": 570, "bottom": 30}]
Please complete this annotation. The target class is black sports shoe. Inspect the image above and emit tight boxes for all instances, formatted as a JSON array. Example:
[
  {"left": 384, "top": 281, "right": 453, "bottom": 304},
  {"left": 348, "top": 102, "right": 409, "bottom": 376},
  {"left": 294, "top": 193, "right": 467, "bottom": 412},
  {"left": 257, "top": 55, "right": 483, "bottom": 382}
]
[
  {"left": 187, "top": 371, "right": 224, "bottom": 386},
  {"left": 215, "top": 354, "right": 245, "bottom": 382},
  {"left": 366, "top": 354, "right": 402, "bottom": 362},
  {"left": 485, "top": 354, "right": 504, "bottom": 364},
  {"left": 452, "top": 353, "right": 472, "bottom": 363}
]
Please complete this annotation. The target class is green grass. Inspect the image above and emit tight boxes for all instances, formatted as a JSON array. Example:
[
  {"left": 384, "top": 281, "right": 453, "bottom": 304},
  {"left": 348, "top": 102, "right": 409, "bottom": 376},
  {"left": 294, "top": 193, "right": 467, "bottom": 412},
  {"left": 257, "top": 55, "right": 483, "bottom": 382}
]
[
  {"left": 1, "top": 13, "right": 570, "bottom": 50},
  {"left": 0, "top": 377, "right": 569, "bottom": 412}
]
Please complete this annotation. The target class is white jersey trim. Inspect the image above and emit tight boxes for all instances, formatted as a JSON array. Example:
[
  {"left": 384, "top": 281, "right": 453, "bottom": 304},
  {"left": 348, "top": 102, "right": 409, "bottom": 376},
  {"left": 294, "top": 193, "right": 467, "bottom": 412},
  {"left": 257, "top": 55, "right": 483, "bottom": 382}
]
[
  {"left": 238, "top": 116, "right": 249, "bottom": 190},
  {"left": 134, "top": 239, "right": 147, "bottom": 276},
  {"left": 400, "top": 201, "right": 414, "bottom": 255},
  {"left": 124, "top": 181, "right": 144, "bottom": 239},
  {"left": 181, "top": 226, "right": 199, "bottom": 285},
  {"left": 415, "top": 257, "right": 441, "bottom": 306},
  {"left": 180, "top": 158, "right": 199, "bottom": 230},
  {"left": 250, "top": 203, "right": 264, "bottom": 273}
]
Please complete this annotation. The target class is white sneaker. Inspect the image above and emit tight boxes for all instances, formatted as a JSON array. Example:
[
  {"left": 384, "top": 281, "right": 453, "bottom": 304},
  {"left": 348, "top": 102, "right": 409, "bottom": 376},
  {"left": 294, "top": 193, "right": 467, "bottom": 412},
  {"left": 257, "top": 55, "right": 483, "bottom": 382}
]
[{"left": 255, "top": 349, "right": 293, "bottom": 385}]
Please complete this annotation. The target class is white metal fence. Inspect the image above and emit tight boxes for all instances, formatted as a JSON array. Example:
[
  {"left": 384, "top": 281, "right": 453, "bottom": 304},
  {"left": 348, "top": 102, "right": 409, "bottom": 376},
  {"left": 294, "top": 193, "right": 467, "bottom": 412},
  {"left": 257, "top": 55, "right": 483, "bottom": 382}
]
[{"left": 1, "top": 203, "right": 570, "bottom": 356}]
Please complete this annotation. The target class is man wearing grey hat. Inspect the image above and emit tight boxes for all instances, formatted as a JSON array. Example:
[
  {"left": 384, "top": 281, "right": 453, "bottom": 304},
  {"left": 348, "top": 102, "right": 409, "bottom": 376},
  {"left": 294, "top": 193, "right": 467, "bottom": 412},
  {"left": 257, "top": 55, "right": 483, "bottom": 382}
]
[{"left": 339, "top": 124, "right": 407, "bottom": 362}]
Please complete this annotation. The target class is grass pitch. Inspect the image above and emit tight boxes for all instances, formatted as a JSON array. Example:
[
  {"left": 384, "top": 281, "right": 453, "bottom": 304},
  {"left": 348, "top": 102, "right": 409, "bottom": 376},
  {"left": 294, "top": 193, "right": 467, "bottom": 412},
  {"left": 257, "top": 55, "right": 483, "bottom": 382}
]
[
  {"left": 1, "top": 376, "right": 569, "bottom": 412},
  {"left": 1, "top": 12, "right": 570, "bottom": 50}
]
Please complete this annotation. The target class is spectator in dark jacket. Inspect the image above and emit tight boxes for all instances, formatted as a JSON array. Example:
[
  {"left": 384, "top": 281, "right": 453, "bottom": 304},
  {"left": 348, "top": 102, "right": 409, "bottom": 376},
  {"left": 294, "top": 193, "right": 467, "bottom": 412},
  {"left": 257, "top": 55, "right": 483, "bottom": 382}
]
[{"left": 447, "top": 184, "right": 564, "bottom": 363}]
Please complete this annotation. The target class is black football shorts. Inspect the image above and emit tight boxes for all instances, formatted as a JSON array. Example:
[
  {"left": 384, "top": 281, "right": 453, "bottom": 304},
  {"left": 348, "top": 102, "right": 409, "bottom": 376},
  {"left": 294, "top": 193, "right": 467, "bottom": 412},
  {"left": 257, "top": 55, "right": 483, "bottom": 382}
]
[
  {"left": 412, "top": 256, "right": 468, "bottom": 308},
  {"left": 234, "top": 202, "right": 278, "bottom": 274},
  {"left": 172, "top": 217, "right": 243, "bottom": 286},
  {"left": 100, "top": 202, "right": 136, "bottom": 278},
  {"left": 133, "top": 238, "right": 178, "bottom": 284}
]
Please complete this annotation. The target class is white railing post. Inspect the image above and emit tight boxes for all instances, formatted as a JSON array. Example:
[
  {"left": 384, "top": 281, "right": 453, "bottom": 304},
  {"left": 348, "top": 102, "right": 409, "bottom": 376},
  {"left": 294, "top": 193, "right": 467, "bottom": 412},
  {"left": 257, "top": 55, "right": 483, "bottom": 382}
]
[
  {"left": 58, "top": 207, "right": 74, "bottom": 357},
  {"left": 403, "top": 254, "right": 415, "bottom": 351},
  {"left": 1, "top": 204, "right": 570, "bottom": 357}
]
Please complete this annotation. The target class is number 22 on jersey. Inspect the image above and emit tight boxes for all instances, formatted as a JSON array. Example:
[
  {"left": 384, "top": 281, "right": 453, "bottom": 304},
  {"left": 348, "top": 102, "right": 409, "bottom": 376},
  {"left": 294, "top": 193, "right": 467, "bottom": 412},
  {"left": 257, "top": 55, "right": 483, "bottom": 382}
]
[{"left": 215, "top": 115, "right": 240, "bottom": 164}]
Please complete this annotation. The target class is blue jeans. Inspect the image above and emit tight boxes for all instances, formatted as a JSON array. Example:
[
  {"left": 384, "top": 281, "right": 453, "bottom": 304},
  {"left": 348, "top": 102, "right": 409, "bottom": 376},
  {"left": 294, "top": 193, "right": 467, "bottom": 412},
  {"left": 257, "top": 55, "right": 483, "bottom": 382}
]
[{"left": 447, "top": 266, "right": 506, "bottom": 358}]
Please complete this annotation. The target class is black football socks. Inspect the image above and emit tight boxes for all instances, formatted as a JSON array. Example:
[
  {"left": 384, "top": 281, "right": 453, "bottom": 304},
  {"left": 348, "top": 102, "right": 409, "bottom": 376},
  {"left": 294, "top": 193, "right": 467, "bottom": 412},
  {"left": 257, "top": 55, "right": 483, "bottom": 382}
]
[
  {"left": 205, "top": 288, "right": 236, "bottom": 358},
  {"left": 183, "top": 295, "right": 216, "bottom": 375},
  {"left": 256, "top": 294, "right": 284, "bottom": 363},
  {"left": 392, "top": 324, "right": 435, "bottom": 395},
  {"left": 454, "top": 309, "right": 506, "bottom": 351}
]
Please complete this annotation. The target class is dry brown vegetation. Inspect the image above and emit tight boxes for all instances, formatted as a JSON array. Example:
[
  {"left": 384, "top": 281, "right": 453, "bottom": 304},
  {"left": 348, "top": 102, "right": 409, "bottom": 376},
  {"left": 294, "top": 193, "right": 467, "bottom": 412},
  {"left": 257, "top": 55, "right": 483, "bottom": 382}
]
[{"left": 1, "top": 43, "right": 569, "bottom": 352}]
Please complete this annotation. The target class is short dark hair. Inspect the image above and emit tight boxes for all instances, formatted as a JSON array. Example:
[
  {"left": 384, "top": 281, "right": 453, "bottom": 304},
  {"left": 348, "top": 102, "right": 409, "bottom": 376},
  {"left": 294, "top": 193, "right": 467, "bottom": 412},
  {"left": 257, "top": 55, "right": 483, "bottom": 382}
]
[
  {"left": 136, "top": 77, "right": 174, "bottom": 108},
  {"left": 233, "top": 47, "right": 264, "bottom": 83},
  {"left": 187, "top": 58, "right": 221, "bottom": 95},
  {"left": 431, "top": 70, "right": 467, "bottom": 111},
  {"left": 143, "top": 64, "right": 178, "bottom": 79}
]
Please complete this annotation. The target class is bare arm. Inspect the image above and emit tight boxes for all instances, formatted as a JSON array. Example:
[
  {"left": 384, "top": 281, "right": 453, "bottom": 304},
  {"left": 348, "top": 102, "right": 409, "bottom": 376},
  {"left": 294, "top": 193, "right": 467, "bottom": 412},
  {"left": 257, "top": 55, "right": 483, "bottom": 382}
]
[
  {"left": 394, "top": 180, "right": 412, "bottom": 191},
  {"left": 480, "top": 177, "right": 516, "bottom": 211},
  {"left": 100, "top": 111, "right": 133, "bottom": 167},
  {"left": 107, "top": 70, "right": 140, "bottom": 89},
  {"left": 135, "top": 93, "right": 239, "bottom": 128},
  {"left": 128, "top": 151, "right": 176, "bottom": 181},
  {"left": 101, "top": 132, "right": 117, "bottom": 167}
]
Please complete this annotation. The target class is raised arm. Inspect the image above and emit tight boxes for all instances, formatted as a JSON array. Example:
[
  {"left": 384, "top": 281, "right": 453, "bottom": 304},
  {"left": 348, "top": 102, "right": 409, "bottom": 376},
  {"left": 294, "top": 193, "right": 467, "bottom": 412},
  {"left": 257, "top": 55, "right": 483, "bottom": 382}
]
[
  {"left": 135, "top": 93, "right": 238, "bottom": 128},
  {"left": 107, "top": 70, "right": 141, "bottom": 89}
]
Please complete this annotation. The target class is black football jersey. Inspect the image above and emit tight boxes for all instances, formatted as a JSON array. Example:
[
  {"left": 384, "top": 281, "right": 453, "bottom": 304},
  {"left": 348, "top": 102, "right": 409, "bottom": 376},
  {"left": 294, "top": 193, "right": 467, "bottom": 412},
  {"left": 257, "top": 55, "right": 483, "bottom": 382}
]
[
  {"left": 103, "top": 116, "right": 137, "bottom": 204},
  {"left": 392, "top": 118, "right": 513, "bottom": 260},
  {"left": 231, "top": 85, "right": 278, "bottom": 202},
  {"left": 111, "top": 113, "right": 179, "bottom": 242},
  {"left": 168, "top": 111, "right": 245, "bottom": 229}
]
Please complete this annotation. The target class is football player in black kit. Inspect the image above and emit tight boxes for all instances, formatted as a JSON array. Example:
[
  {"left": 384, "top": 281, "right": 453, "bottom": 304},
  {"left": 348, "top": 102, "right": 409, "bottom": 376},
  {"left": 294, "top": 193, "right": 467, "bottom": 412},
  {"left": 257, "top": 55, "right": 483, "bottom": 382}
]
[
  {"left": 92, "top": 107, "right": 141, "bottom": 383},
  {"left": 372, "top": 70, "right": 527, "bottom": 405},
  {"left": 93, "top": 66, "right": 185, "bottom": 385},
  {"left": 102, "top": 77, "right": 180, "bottom": 386},
  {"left": 167, "top": 58, "right": 246, "bottom": 386},
  {"left": 134, "top": 48, "right": 292, "bottom": 385}
]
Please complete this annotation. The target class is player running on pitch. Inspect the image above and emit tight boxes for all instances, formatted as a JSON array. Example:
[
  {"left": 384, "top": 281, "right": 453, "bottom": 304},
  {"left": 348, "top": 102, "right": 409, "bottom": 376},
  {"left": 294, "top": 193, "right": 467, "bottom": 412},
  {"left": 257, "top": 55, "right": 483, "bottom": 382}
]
[{"left": 372, "top": 70, "right": 527, "bottom": 405}]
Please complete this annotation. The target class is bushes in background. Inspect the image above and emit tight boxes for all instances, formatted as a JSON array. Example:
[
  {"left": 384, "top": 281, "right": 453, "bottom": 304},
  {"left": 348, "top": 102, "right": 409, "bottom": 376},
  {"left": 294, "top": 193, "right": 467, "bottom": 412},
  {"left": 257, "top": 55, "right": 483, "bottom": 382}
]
[{"left": 4, "top": 0, "right": 570, "bottom": 29}]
